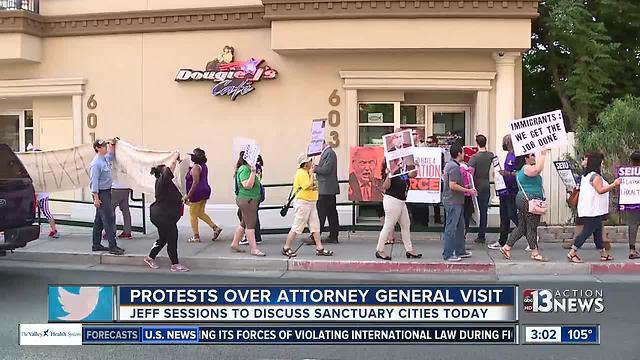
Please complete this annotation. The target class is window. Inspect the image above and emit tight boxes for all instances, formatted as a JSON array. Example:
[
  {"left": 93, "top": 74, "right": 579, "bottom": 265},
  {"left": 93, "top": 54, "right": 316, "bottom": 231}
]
[
  {"left": 0, "top": 110, "right": 33, "bottom": 152},
  {"left": 24, "top": 110, "right": 33, "bottom": 151},
  {"left": 358, "top": 103, "right": 394, "bottom": 146}
]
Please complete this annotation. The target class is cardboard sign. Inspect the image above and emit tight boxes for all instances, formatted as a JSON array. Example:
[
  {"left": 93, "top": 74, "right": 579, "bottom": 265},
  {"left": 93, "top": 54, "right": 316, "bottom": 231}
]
[
  {"left": 492, "top": 156, "right": 507, "bottom": 193},
  {"left": 618, "top": 166, "right": 640, "bottom": 211},
  {"left": 406, "top": 147, "right": 442, "bottom": 204},
  {"left": 383, "top": 129, "right": 416, "bottom": 178},
  {"left": 510, "top": 110, "right": 568, "bottom": 156},
  {"left": 553, "top": 161, "right": 579, "bottom": 191},
  {"left": 348, "top": 146, "right": 385, "bottom": 202},
  {"left": 307, "top": 119, "right": 326, "bottom": 157}
]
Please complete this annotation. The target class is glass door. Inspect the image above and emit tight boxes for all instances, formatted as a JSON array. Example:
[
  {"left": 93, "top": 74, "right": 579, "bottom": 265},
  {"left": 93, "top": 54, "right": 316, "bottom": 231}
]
[
  {"left": 427, "top": 105, "right": 471, "bottom": 146},
  {"left": 0, "top": 112, "right": 22, "bottom": 152}
]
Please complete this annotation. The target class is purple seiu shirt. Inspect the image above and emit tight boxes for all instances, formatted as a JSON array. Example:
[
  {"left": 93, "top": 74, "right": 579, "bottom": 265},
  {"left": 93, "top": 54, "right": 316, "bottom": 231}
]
[
  {"left": 185, "top": 163, "right": 212, "bottom": 202},
  {"left": 498, "top": 152, "right": 518, "bottom": 197}
]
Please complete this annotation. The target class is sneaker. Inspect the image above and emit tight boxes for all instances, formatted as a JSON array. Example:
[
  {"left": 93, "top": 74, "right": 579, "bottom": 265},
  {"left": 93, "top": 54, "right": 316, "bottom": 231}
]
[
  {"left": 48, "top": 230, "right": 59, "bottom": 239},
  {"left": 116, "top": 246, "right": 126, "bottom": 253},
  {"left": 525, "top": 245, "right": 532, "bottom": 252},
  {"left": 108, "top": 247, "right": 124, "bottom": 256},
  {"left": 487, "top": 242, "right": 502, "bottom": 250},
  {"left": 458, "top": 251, "right": 473, "bottom": 258},
  {"left": 445, "top": 256, "right": 462, "bottom": 262},
  {"left": 239, "top": 237, "right": 249, "bottom": 245},
  {"left": 92, "top": 245, "right": 109, "bottom": 252},
  {"left": 143, "top": 256, "right": 159, "bottom": 269},
  {"left": 255, "top": 238, "right": 263, "bottom": 244},
  {"left": 171, "top": 264, "right": 190, "bottom": 272},
  {"left": 117, "top": 232, "right": 132, "bottom": 239}
]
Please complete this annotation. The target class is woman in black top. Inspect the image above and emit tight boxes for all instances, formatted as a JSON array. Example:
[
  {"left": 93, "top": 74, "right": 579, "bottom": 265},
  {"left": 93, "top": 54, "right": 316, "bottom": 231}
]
[
  {"left": 375, "top": 158, "right": 421, "bottom": 260},
  {"left": 144, "top": 157, "right": 189, "bottom": 272}
]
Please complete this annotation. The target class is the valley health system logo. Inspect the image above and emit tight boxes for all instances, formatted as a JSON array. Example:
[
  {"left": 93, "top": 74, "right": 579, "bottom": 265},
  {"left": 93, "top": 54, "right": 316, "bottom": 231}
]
[
  {"left": 48, "top": 286, "right": 113, "bottom": 322},
  {"left": 175, "top": 45, "right": 278, "bottom": 101},
  {"left": 523, "top": 289, "right": 604, "bottom": 313}
]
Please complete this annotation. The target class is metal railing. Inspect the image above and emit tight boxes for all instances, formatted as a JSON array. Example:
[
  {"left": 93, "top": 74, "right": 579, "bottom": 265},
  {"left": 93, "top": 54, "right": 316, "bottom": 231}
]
[
  {"left": 0, "top": 0, "right": 39, "bottom": 12},
  {"left": 258, "top": 180, "right": 501, "bottom": 235},
  {"left": 37, "top": 191, "right": 147, "bottom": 234}
]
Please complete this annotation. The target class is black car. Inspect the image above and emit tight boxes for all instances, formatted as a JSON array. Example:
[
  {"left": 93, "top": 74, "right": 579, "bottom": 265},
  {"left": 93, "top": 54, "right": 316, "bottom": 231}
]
[{"left": 0, "top": 144, "right": 39, "bottom": 255}]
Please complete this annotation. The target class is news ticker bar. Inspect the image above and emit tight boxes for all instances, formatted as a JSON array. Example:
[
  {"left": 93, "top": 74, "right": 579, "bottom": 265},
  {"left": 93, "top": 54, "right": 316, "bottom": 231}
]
[
  {"left": 21, "top": 324, "right": 519, "bottom": 345},
  {"left": 523, "top": 325, "right": 600, "bottom": 345},
  {"left": 48, "top": 285, "right": 518, "bottom": 323}
]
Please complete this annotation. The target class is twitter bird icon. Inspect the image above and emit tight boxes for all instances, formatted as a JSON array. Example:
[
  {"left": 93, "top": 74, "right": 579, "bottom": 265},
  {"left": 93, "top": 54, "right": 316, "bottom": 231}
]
[{"left": 48, "top": 286, "right": 113, "bottom": 322}]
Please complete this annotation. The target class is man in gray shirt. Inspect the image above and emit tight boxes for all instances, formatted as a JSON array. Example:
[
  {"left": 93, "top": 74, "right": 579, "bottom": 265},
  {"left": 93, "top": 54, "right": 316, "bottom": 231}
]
[
  {"left": 468, "top": 134, "right": 495, "bottom": 244},
  {"left": 442, "top": 143, "right": 477, "bottom": 261}
]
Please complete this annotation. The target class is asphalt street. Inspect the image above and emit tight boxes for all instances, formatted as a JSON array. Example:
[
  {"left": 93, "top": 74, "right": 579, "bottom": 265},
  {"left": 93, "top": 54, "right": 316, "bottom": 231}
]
[{"left": 1, "top": 264, "right": 639, "bottom": 360}]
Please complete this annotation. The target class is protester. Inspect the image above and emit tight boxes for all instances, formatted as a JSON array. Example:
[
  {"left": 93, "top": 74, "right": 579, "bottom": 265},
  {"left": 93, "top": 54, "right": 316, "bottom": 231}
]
[
  {"left": 488, "top": 135, "right": 519, "bottom": 250},
  {"left": 111, "top": 182, "right": 133, "bottom": 239},
  {"left": 239, "top": 154, "right": 264, "bottom": 245},
  {"left": 27, "top": 146, "right": 60, "bottom": 239},
  {"left": 144, "top": 158, "right": 189, "bottom": 272},
  {"left": 89, "top": 138, "right": 124, "bottom": 255},
  {"left": 460, "top": 160, "right": 475, "bottom": 237},
  {"left": 442, "top": 143, "right": 476, "bottom": 262},
  {"left": 408, "top": 130, "right": 429, "bottom": 227},
  {"left": 567, "top": 154, "right": 621, "bottom": 263},
  {"left": 500, "top": 149, "right": 550, "bottom": 262},
  {"left": 426, "top": 136, "right": 443, "bottom": 225},
  {"left": 183, "top": 148, "right": 222, "bottom": 243},
  {"left": 230, "top": 153, "right": 265, "bottom": 256},
  {"left": 282, "top": 153, "right": 334, "bottom": 258},
  {"left": 628, "top": 151, "right": 640, "bottom": 259},
  {"left": 375, "top": 158, "right": 421, "bottom": 261},
  {"left": 314, "top": 143, "right": 340, "bottom": 243},
  {"left": 468, "top": 134, "right": 495, "bottom": 243}
]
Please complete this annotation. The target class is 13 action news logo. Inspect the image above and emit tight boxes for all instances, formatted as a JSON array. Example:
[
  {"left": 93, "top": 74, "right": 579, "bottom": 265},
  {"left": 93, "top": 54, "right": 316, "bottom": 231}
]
[{"left": 523, "top": 289, "right": 604, "bottom": 313}]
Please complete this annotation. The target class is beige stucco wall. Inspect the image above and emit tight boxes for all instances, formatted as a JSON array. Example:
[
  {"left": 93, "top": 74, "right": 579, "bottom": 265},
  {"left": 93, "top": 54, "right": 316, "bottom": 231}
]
[
  {"left": 0, "top": 28, "right": 510, "bottom": 204},
  {"left": 39, "top": 0, "right": 262, "bottom": 16},
  {"left": 0, "top": 34, "right": 42, "bottom": 63}
]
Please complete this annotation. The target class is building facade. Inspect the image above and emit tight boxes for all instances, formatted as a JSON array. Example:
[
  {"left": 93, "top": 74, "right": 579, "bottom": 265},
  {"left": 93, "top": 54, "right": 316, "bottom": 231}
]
[{"left": 0, "top": 0, "right": 538, "bottom": 226}]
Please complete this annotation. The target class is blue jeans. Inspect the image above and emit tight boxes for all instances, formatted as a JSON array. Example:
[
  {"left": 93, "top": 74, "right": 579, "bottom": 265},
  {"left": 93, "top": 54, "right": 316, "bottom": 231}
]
[
  {"left": 574, "top": 216, "right": 604, "bottom": 250},
  {"left": 443, "top": 204, "right": 465, "bottom": 259},
  {"left": 477, "top": 190, "right": 491, "bottom": 240},
  {"left": 92, "top": 190, "right": 117, "bottom": 248}
]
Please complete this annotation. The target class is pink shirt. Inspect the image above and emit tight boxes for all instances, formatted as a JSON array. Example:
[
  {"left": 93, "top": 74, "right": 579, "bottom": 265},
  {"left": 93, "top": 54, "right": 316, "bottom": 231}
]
[{"left": 460, "top": 163, "right": 475, "bottom": 197}]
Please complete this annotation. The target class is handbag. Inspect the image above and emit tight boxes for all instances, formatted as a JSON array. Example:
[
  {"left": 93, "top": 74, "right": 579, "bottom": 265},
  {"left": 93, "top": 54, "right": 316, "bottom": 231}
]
[
  {"left": 517, "top": 174, "right": 547, "bottom": 215},
  {"left": 280, "top": 187, "right": 300, "bottom": 217},
  {"left": 566, "top": 188, "right": 579, "bottom": 209}
]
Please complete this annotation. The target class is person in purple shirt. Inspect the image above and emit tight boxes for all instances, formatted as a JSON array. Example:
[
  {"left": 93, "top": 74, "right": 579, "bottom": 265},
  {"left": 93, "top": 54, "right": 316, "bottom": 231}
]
[
  {"left": 183, "top": 148, "right": 222, "bottom": 242},
  {"left": 488, "top": 135, "right": 519, "bottom": 250}
]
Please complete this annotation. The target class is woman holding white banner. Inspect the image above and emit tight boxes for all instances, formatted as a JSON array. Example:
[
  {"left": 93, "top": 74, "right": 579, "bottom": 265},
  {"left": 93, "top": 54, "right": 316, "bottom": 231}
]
[
  {"left": 567, "top": 154, "right": 620, "bottom": 263},
  {"left": 375, "top": 158, "right": 421, "bottom": 261},
  {"left": 500, "top": 149, "right": 549, "bottom": 262}
]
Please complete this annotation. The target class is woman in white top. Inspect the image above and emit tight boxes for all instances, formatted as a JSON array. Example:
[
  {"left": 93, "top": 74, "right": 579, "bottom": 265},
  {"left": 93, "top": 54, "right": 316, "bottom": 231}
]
[{"left": 567, "top": 155, "right": 621, "bottom": 263}]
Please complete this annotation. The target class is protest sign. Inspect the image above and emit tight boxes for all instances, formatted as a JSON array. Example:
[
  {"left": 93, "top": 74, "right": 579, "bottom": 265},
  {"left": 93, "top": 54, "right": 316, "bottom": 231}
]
[
  {"left": 510, "top": 110, "right": 568, "bottom": 156},
  {"left": 492, "top": 156, "right": 507, "bottom": 194},
  {"left": 383, "top": 129, "right": 416, "bottom": 178},
  {"left": 232, "top": 137, "right": 260, "bottom": 166},
  {"left": 553, "top": 161, "right": 579, "bottom": 191},
  {"left": 307, "top": 119, "right": 326, "bottom": 157},
  {"left": 242, "top": 142, "right": 260, "bottom": 166},
  {"left": 618, "top": 166, "right": 640, "bottom": 211},
  {"left": 463, "top": 146, "right": 479, "bottom": 164},
  {"left": 407, "top": 147, "right": 442, "bottom": 204},
  {"left": 349, "top": 146, "right": 385, "bottom": 202}
]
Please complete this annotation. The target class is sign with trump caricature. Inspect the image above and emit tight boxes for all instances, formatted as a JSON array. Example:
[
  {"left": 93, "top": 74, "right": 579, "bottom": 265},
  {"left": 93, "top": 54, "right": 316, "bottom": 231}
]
[{"left": 349, "top": 147, "right": 385, "bottom": 202}]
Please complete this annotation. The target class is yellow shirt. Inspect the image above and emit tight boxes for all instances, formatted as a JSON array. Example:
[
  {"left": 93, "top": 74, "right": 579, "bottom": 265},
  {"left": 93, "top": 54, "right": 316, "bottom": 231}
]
[{"left": 293, "top": 168, "right": 318, "bottom": 201}]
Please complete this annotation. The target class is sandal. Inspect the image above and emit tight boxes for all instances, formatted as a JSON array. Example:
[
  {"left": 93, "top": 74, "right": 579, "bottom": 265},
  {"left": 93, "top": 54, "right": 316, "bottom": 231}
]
[
  {"left": 600, "top": 254, "right": 613, "bottom": 262},
  {"left": 567, "top": 253, "right": 583, "bottom": 263},
  {"left": 629, "top": 251, "right": 640, "bottom": 260},
  {"left": 499, "top": 247, "right": 511, "bottom": 260},
  {"left": 212, "top": 227, "right": 223, "bottom": 241},
  {"left": 187, "top": 237, "right": 201, "bottom": 243},
  {"left": 316, "top": 248, "right": 334, "bottom": 256},
  {"left": 251, "top": 250, "right": 266, "bottom": 257},
  {"left": 230, "top": 246, "right": 246, "bottom": 253},
  {"left": 281, "top": 248, "right": 298, "bottom": 258},
  {"left": 530, "top": 253, "right": 549, "bottom": 262}
]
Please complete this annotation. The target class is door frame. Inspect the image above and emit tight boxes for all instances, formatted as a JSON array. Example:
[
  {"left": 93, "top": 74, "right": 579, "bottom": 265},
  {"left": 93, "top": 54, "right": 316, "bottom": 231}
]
[
  {"left": 0, "top": 111, "right": 25, "bottom": 152},
  {"left": 426, "top": 104, "right": 472, "bottom": 146}
]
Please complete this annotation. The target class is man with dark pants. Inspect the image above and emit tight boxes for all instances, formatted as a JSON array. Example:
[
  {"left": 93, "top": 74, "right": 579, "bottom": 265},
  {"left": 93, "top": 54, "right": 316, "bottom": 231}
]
[
  {"left": 90, "top": 138, "right": 124, "bottom": 255},
  {"left": 442, "top": 144, "right": 476, "bottom": 262},
  {"left": 313, "top": 143, "right": 340, "bottom": 243},
  {"left": 468, "top": 134, "right": 494, "bottom": 244},
  {"left": 489, "top": 135, "right": 519, "bottom": 250}
]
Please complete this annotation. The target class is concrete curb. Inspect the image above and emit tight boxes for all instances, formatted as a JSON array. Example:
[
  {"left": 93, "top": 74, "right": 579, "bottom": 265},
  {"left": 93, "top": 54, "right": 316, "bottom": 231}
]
[
  {"left": 495, "top": 262, "right": 590, "bottom": 276},
  {"left": 289, "top": 259, "right": 494, "bottom": 273},
  {"left": 590, "top": 263, "right": 640, "bottom": 274}
]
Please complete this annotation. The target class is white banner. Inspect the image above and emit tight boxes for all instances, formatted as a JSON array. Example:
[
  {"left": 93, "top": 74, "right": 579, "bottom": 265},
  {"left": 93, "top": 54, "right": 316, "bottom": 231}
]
[
  {"left": 510, "top": 110, "right": 568, "bottom": 156},
  {"left": 406, "top": 147, "right": 441, "bottom": 204},
  {"left": 492, "top": 156, "right": 507, "bottom": 193}
]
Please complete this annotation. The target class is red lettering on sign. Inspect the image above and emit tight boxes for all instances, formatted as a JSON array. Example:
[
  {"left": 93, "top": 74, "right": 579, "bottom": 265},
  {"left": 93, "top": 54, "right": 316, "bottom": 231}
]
[{"left": 409, "top": 178, "right": 440, "bottom": 191}]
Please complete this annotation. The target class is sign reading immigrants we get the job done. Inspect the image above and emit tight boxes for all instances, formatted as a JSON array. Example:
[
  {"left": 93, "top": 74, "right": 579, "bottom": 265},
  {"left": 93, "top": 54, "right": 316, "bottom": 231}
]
[{"left": 510, "top": 110, "right": 568, "bottom": 156}]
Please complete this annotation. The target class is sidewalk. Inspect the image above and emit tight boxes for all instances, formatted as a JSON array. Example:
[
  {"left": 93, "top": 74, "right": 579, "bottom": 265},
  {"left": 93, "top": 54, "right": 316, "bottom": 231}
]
[{"left": 3, "top": 225, "right": 640, "bottom": 276}]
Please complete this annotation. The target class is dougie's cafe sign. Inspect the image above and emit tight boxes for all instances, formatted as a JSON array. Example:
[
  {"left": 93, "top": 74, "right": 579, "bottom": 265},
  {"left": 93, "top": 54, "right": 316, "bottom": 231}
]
[{"left": 175, "top": 45, "right": 277, "bottom": 101}]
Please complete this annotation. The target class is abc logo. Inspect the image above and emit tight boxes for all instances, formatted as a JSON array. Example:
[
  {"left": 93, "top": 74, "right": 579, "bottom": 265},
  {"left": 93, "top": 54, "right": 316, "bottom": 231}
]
[{"left": 523, "top": 289, "right": 553, "bottom": 312}]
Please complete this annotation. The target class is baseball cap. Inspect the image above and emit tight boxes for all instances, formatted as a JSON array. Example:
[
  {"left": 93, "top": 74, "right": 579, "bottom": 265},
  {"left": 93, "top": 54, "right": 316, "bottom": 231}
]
[
  {"left": 188, "top": 148, "right": 206, "bottom": 158},
  {"left": 297, "top": 153, "right": 312, "bottom": 166},
  {"left": 93, "top": 139, "right": 108, "bottom": 149}
]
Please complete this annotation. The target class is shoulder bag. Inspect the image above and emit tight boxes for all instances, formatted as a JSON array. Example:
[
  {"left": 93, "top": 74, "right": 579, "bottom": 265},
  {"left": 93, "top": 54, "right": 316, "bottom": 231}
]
[
  {"left": 280, "top": 187, "right": 301, "bottom": 217},
  {"left": 517, "top": 174, "right": 547, "bottom": 215}
]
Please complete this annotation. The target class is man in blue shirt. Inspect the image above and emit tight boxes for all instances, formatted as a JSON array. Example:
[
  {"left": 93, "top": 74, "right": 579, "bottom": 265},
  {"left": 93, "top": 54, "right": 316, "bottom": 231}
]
[{"left": 90, "top": 138, "right": 124, "bottom": 255}]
